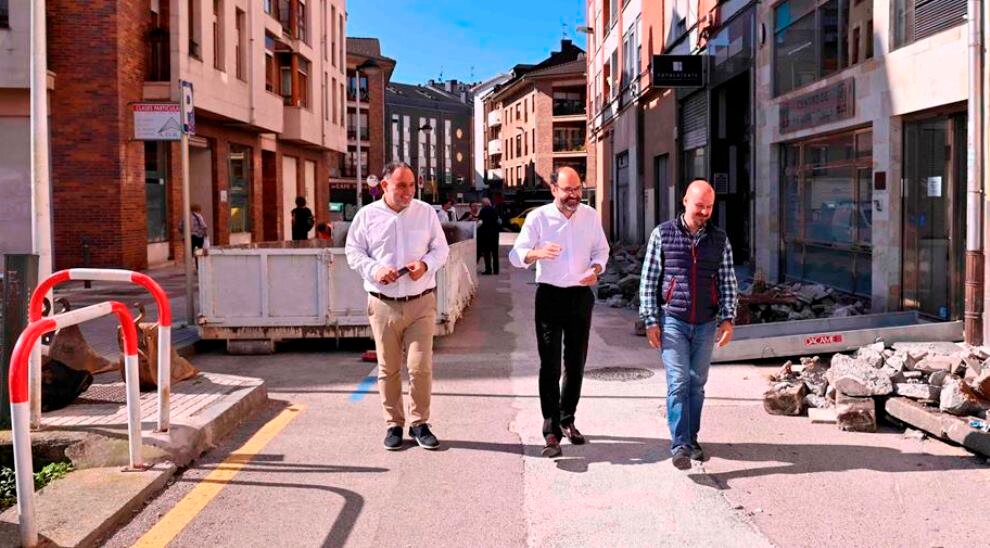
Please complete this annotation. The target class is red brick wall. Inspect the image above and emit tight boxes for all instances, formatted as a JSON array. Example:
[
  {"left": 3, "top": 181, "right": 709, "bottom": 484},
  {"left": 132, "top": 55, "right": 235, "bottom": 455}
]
[
  {"left": 367, "top": 71, "right": 386, "bottom": 181},
  {"left": 48, "top": 0, "right": 149, "bottom": 270}
]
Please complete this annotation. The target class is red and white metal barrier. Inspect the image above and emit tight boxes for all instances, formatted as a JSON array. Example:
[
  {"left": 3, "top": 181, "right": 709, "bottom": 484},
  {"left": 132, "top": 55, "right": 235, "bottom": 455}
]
[
  {"left": 29, "top": 268, "right": 173, "bottom": 432},
  {"left": 9, "top": 301, "right": 144, "bottom": 547}
]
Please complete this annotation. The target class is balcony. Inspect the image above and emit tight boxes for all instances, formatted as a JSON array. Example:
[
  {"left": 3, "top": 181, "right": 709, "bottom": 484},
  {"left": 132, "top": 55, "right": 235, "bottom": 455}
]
[
  {"left": 553, "top": 138, "right": 587, "bottom": 156},
  {"left": 283, "top": 105, "right": 322, "bottom": 146},
  {"left": 347, "top": 88, "right": 371, "bottom": 102},
  {"left": 347, "top": 128, "right": 370, "bottom": 141},
  {"left": 488, "top": 139, "right": 502, "bottom": 155},
  {"left": 487, "top": 110, "right": 501, "bottom": 126},
  {"left": 553, "top": 99, "right": 586, "bottom": 117}
]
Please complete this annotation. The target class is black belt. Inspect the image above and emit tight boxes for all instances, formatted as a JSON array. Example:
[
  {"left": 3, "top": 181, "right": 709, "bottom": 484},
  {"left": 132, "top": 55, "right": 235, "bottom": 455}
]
[{"left": 369, "top": 287, "right": 435, "bottom": 302}]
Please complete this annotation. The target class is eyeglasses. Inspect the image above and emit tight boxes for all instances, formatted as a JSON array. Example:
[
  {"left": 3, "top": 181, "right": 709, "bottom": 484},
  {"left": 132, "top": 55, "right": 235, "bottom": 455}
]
[{"left": 552, "top": 184, "right": 583, "bottom": 195}]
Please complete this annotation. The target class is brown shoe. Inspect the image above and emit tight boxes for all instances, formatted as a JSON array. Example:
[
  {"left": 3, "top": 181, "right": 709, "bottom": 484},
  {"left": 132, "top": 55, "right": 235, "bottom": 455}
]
[
  {"left": 541, "top": 435, "right": 563, "bottom": 458},
  {"left": 562, "top": 424, "right": 586, "bottom": 445}
]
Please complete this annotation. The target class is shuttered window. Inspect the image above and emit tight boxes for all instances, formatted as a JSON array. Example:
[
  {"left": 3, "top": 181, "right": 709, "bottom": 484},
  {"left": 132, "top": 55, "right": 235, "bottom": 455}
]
[
  {"left": 680, "top": 92, "right": 707, "bottom": 150},
  {"left": 894, "top": 0, "right": 967, "bottom": 48}
]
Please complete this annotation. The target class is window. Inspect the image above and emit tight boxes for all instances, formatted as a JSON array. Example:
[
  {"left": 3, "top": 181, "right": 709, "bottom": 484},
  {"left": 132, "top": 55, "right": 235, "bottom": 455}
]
[
  {"left": 893, "top": 0, "right": 966, "bottom": 49},
  {"left": 323, "top": 73, "right": 329, "bottom": 120},
  {"left": 515, "top": 134, "right": 521, "bottom": 157},
  {"left": 330, "top": 76, "right": 336, "bottom": 122},
  {"left": 297, "top": 0, "right": 307, "bottom": 43},
  {"left": 264, "top": 0, "right": 272, "bottom": 15},
  {"left": 265, "top": 34, "right": 277, "bottom": 93},
  {"left": 347, "top": 110, "right": 369, "bottom": 140},
  {"left": 781, "top": 129, "right": 873, "bottom": 295},
  {"left": 235, "top": 8, "right": 246, "bottom": 80},
  {"left": 229, "top": 144, "right": 252, "bottom": 233},
  {"left": 280, "top": 63, "right": 292, "bottom": 101},
  {"left": 188, "top": 0, "right": 201, "bottom": 59},
  {"left": 524, "top": 98, "right": 528, "bottom": 123},
  {"left": 145, "top": 142, "right": 169, "bottom": 243},
  {"left": 774, "top": 0, "right": 855, "bottom": 95},
  {"left": 1, "top": 0, "right": 11, "bottom": 28},
  {"left": 278, "top": 0, "right": 290, "bottom": 29},
  {"left": 524, "top": 132, "right": 528, "bottom": 156},
  {"left": 553, "top": 90, "right": 586, "bottom": 116},
  {"left": 865, "top": 19, "right": 874, "bottom": 59},
  {"left": 338, "top": 14, "right": 344, "bottom": 71},
  {"left": 339, "top": 82, "right": 345, "bottom": 125},
  {"left": 298, "top": 58, "right": 310, "bottom": 107},
  {"left": 330, "top": 4, "right": 337, "bottom": 66},
  {"left": 212, "top": 0, "right": 224, "bottom": 70},
  {"left": 851, "top": 26, "right": 860, "bottom": 65}
]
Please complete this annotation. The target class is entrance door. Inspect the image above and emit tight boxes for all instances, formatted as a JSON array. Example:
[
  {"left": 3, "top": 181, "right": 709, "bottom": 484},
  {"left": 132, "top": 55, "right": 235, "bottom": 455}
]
[
  {"left": 654, "top": 154, "right": 670, "bottom": 226},
  {"left": 902, "top": 115, "right": 966, "bottom": 320},
  {"left": 282, "top": 156, "right": 298, "bottom": 241},
  {"left": 615, "top": 151, "right": 629, "bottom": 243}
]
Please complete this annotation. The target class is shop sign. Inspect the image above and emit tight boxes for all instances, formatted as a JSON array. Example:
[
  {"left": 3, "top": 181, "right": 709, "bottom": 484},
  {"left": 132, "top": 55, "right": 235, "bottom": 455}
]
[
  {"left": 652, "top": 55, "right": 705, "bottom": 88},
  {"left": 132, "top": 103, "right": 181, "bottom": 141},
  {"left": 779, "top": 79, "right": 855, "bottom": 133}
]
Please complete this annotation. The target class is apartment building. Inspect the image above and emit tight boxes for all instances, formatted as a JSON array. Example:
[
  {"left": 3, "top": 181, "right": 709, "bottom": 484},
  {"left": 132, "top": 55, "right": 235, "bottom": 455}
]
[
  {"left": 384, "top": 82, "right": 473, "bottom": 202},
  {"left": 334, "top": 37, "right": 394, "bottom": 214},
  {"left": 0, "top": 0, "right": 349, "bottom": 269},
  {"left": 484, "top": 39, "right": 592, "bottom": 203},
  {"left": 471, "top": 74, "right": 510, "bottom": 190}
]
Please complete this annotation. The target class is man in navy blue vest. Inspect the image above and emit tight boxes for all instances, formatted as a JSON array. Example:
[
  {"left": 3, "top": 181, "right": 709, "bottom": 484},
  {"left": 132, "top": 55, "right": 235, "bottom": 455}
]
[{"left": 638, "top": 179, "right": 738, "bottom": 470}]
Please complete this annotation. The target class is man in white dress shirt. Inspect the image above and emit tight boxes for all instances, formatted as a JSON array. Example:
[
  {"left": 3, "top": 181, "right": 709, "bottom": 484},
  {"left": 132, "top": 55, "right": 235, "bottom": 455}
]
[
  {"left": 509, "top": 166, "right": 610, "bottom": 458},
  {"left": 346, "top": 161, "right": 450, "bottom": 451}
]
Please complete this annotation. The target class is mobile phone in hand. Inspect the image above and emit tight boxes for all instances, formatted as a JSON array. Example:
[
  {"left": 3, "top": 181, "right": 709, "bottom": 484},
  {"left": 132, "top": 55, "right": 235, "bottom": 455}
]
[{"left": 397, "top": 266, "right": 411, "bottom": 277}]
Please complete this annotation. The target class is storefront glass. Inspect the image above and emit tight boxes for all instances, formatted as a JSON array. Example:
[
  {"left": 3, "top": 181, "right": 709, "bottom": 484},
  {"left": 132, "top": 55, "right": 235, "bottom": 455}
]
[{"left": 780, "top": 128, "right": 872, "bottom": 295}]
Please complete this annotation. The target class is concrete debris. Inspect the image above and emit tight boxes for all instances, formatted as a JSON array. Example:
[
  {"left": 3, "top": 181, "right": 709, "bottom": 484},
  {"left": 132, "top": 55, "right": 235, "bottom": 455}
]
[
  {"left": 835, "top": 392, "right": 877, "bottom": 432},
  {"left": 808, "top": 407, "right": 837, "bottom": 423},
  {"left": 973, "top": 369, "right": 990, "bottom": 399},
  {"left": 902, "top": 428, "right": 927, "bottom": 441},
  {"left": 804, "top": 394, "right": 831, "bottom": 409},
  {"left": 911, "top": 354, "right": 961, "bottom": 373},
  {"left": 893, "top": 383, "right": 939, "bottom": 402},
  {"left": 763, "top": 382, "right": 806, "bottom": 416},
  {"left": 940, "top": 376, "right": 982, "bottom": 416},
  {"left": 830, "top": 353, "right": 893, "bottom": 397}
]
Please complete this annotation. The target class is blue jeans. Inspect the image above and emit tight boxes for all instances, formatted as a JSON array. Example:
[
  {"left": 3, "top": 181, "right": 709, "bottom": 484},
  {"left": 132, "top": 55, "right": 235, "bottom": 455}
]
[{"left": 660, "top": 316, "right": 717, "bottom": 452}]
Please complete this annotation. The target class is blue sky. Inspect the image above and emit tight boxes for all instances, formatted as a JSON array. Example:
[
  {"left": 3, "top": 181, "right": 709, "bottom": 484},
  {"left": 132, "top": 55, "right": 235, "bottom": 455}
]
[{"left": 346, "top": 0, "right": 587, "bottom": 85}]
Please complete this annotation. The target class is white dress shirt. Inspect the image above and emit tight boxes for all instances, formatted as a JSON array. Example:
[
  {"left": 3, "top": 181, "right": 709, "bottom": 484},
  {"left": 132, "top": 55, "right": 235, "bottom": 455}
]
[
  {"left": 345, "top": 199, "right": 450, "bottom": 297},
  {"left": 509, "top": 203, "right": 610, "bottom": 287}
]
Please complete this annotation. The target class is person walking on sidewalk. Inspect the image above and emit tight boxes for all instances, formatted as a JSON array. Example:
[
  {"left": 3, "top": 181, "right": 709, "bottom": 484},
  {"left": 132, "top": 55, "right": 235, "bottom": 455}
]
[
  {"left": 345, "top": 161, "right": 450, "bottom": 451},
  {"left": 291, "top": 196, "right": 315, "bottom": 241},
  {"left": 638, "top": 179, "right": 738, "bottom": 470},
  {"left": 477, "top": 197, "right": 501, "bottom": 275},
  {"left": 509, "top": 166, "right": 609, "bottom": 458}
]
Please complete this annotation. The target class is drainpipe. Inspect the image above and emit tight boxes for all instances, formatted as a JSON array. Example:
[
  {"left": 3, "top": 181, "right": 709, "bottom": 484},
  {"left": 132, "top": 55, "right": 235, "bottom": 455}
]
[{"left": 966, "top": 0, "right": 984, "bottom": 345}]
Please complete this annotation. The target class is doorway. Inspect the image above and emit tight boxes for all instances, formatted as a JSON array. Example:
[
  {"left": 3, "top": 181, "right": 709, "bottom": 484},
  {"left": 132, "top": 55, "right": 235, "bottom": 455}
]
[{"left": 901, "top": 114, "right": 966, "bottom": 320}]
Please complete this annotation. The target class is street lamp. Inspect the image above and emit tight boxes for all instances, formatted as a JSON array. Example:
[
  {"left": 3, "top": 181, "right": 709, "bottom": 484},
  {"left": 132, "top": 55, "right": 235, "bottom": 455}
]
[
  {"left": 354, "top": 59, "right": 380, "bottom": 208},
  {"left": 418, "top": 122, "right": 433, "bottom": 201}
]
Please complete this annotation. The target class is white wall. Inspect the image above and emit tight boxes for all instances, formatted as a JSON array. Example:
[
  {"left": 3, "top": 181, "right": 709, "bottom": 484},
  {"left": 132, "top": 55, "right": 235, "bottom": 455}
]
[{"left": 0, "top": 117, "right": 32, "bottom": 255}]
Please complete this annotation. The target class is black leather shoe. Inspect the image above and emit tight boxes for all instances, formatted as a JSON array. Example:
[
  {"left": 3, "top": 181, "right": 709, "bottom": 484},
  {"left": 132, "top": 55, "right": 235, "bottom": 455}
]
[
  {"left": 671, "top": 447, "right": 692, "bottom": 470},
  {"left": 409, "top": 423, "right": 440, "bottom": 450},
  {"left": 562, "top": 424, "right": 586, "bottom": 445},
  {"left": 541, "top": 435, "right": 563, "bottom": 458},
  {"left": 690, "top": 443, "right": 707, "bottom": 462},
  {"left": 384, "top": 426, "right": 403, "bottom": 451}
]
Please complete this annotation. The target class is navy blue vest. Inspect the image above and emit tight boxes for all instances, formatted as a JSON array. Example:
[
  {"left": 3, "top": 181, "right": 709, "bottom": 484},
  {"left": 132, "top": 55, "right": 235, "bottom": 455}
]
[{"left": 659, "top": 217, "right": 727, "bottom": 324}]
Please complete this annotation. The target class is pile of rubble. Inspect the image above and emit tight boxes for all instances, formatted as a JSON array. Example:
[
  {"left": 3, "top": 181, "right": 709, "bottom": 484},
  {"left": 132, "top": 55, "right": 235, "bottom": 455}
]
[
  {"left": 596, "top": 246, "right": 645, "bottom": 310},
  {"left": 764, "top": 342, "right": 990, "bottom": 433},
  {"left": 737, "top": 278, "right": 871, "bottom": 324}
]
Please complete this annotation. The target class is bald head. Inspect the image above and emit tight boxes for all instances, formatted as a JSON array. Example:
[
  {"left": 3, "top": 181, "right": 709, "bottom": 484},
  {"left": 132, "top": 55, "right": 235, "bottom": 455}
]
[
  {"left": 551, "top": 166, "right": 584, "bottom": 215},
  {"left": 682, "top": 178, "right": 716, "bottom": 233}
]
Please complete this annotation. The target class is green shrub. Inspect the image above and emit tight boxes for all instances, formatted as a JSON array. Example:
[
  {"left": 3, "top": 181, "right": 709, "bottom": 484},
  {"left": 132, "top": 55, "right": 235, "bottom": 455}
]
[{"left": 0, "top": 462, "right": 74, "bottom": 510}]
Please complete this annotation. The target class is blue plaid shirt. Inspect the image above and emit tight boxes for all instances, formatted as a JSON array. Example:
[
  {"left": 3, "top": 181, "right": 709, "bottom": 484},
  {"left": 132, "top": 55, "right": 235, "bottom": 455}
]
[{"left": 639, "top": 216, "right": 738, "bottom": 328}]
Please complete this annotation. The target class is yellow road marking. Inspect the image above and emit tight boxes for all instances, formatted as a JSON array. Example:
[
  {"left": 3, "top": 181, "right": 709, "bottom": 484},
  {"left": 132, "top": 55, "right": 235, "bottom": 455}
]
[{"left": 133, "top": 404, "right": 305, "bottom": 548}]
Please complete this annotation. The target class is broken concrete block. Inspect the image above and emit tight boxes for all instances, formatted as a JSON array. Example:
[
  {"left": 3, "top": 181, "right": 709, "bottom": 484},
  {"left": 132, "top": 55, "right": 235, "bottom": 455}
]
[
  {"left": 929, "top": 370, "right": 950, "bottom": 387},
  {"left": 951, "top": 353, "right": 969, "bottom": 376},
  {"left": 826, "top": 384, "right": 836, "bottom": 402},
  {"left": 804, "top": 394, "right": 831, "bottom": 409},
  {"left": 809, "top": 407, "right": 837, "bottom": 424},
  {"left": 831, "top": 353, "right": 893, "bottom": 397},
  {"left": 763, "top": 383, "right": 806, "bottom": 416},
  {"left": 800, "top": 359, "right": 829, "bottom": 396},
  {"left": 940, "top": 377, "right": 981, "bottom": 416},
  {"left": 973, "top": 369, "right": 990, "bottom": 399},
  {"left": 904, "top": 349, "right": 929, "bottom": 370},
  {"left": 835, "top": 392, "right": 877, "bottom": 432},
  {"left": 893, "top": 383, "right": 940, "bottom": 402},
  {"left": 913, "top": 354, "right": 961, "bottom": 373},
  {"left": 771, "top": 361, "right": 795, "bottom": 382},
  {"left": 903, "top": 371, "right": 924, "bottom": 380}
]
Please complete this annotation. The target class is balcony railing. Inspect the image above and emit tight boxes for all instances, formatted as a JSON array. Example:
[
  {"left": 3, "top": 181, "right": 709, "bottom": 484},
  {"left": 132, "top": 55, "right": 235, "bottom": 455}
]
[
  {"left": 553, "top": 100, "right": 586, "bottom": 117},
  {"left": 488, "top": 139, "right": 502, "bottom": 155},
  {"left": 347, "top": 128, "right": 370, "bottom": 141},
  {"left": 347, "top": 89, "right": 370, "bottom": 102},
  {"left": 553, "top": 138, "right": 586, "bottom": 153},
  {"left": 487, "top": 110, "right": 501, "bottom": 126},
  {"left": 146, "top": 28, "right": 170, "bottom": 81}
]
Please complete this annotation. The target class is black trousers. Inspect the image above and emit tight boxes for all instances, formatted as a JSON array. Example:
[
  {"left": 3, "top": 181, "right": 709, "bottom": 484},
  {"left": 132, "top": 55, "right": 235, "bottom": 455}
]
[
  {"left": 535, "top": 284, "right": 594, "bottom": 439},
  {"left": 479, "top": 233, "right": 499, "bottom": 274}
]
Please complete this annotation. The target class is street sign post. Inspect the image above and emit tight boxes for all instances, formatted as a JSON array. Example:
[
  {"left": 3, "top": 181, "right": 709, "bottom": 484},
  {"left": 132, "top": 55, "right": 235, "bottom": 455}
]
[{"left": 180, "top": 80, "right": 195, "bottom": 326}]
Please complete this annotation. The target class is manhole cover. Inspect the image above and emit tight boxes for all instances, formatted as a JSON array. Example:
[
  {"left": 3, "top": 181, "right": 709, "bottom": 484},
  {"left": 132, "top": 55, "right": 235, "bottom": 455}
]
[
  {"left": 585, "top": 367, "right": 654, "bottom": 381},
  {"left": 75, "top": 383, "right": 127, "bottom": 405}
]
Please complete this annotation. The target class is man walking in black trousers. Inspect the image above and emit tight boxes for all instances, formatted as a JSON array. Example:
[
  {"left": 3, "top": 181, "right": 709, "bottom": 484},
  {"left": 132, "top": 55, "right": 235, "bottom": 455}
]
[
  {"left": 509, "top": 167, "right": 609, "bottom": 457},
  {"left": 478, "top": 197, "right": 501, "bottom": 275}
]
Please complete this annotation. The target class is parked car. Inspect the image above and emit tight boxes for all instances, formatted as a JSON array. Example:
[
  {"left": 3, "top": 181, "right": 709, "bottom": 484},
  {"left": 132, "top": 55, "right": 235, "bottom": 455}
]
[{"left": 508, "top": 206, "right": 540, "bottom": 231}]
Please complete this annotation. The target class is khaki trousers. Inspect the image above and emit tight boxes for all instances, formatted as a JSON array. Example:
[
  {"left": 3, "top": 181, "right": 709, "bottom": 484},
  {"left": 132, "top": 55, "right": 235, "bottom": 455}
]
[{"left": 368, "top": 292, "right": 436, "bottom": 427}]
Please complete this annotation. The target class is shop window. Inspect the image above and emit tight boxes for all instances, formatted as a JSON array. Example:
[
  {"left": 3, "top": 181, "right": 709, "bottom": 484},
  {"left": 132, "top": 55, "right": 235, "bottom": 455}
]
[
  {"left": 145, "top": 142, "right": 169, "bottom": 242},
  {"left": 229, "top": 144, "right": 252, "bottom": 233},
  {"left": 780, "top": 129, "right": 873, "bottom": 295}
]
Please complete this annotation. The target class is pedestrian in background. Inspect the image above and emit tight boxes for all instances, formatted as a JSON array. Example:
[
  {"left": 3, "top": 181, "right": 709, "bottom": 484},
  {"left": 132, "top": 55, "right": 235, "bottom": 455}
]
[
  {"left": 182, "top": 204, "right": 208, "bottom": 252},
  {"left": 345, "top": 161, "right": 450, "bottom": 451},
  {"left": 478, "top": 197, "right": 500, "bottom": 275},
  {"left": 315, "top": 222, "right": 333, "bottom": 241},
  {"left": 638, "top": 179, "right": 738, "bottom": 470},
  {"left": 437, "top": 198, "right": 456, "bottom": 223},
  {"left": 291, "top": 196, "right": 315, "bottom": 241},
  {"left": 509, "top": 166, "right": 609, "bottom": 458}
]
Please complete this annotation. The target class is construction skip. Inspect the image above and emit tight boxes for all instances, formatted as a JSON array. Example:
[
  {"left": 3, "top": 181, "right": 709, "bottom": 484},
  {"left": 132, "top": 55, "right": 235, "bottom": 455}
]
[{"left": 196, "top": 222, "right": 478, "bottom": 353}]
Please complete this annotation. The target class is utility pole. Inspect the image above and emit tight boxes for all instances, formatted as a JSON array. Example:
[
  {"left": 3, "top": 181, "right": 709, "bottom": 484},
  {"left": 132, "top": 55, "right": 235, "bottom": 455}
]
[{"left": 967, "top": 0, "right": 985, "bottom": 345}]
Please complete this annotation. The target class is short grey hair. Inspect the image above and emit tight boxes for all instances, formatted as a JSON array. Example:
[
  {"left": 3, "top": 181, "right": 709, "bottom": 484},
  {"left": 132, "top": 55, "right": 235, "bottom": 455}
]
[{"left": 382, "top": 161, "right": 414, "bottom": 181}]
